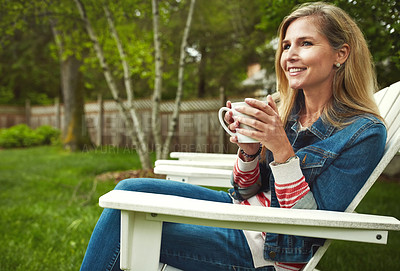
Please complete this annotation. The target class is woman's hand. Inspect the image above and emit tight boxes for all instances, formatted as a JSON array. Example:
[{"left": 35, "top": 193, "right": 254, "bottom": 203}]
[{"left": 233, "top": 95, "right": 295, "bottom": 163}]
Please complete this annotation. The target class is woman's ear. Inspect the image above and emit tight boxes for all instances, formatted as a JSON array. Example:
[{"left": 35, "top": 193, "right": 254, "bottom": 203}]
[{"left": 336, "top": 43, "right": 350, "bottom": 65}]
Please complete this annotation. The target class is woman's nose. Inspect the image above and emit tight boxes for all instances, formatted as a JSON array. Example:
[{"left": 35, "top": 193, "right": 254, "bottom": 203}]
[{"left": 286, "top": 45, "right": 298, "bottom": 62}]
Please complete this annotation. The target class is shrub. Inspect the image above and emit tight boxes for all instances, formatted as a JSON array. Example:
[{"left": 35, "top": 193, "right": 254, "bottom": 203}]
[
  {"left": 0, "top": 124, "right": 60, "bottom": 148},
  {"left": 35, "top": 125, "right": 61, "bottom": 145}
]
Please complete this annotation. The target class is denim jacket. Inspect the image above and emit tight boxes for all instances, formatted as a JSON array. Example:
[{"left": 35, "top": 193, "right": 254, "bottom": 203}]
[{"left": 230, "top": 111, "right": 387, "bottom": 263}]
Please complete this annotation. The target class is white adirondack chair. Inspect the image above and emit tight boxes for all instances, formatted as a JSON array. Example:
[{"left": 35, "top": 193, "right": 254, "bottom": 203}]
[{"left": 99, "top": 81, "right": 400, "bottom": 271}]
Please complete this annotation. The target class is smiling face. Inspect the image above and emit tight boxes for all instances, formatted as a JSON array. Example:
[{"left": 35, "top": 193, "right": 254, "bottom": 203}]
[{"left": 280, "top": 16, "right": 338, "bottom": 95}]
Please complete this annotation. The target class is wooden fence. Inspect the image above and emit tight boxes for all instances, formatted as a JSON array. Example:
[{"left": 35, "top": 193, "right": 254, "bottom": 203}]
[{"left": 0, "top": 96, "right": 244, "bottom": 153}]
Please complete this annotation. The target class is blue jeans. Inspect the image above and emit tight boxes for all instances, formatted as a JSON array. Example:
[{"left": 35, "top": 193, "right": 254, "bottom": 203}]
[{"left": 80, "top": 178, "right": 275, "bottom": 271}]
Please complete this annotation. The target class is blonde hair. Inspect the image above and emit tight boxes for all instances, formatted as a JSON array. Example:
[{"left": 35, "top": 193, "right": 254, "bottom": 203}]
[{"left": 275, "top": 2, "right": 382, "bottom": 127}]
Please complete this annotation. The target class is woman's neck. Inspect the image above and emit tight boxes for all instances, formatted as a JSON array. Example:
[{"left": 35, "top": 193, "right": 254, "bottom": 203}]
[{"left": 300, "top": 88, "right": 332, "bottom": 127}]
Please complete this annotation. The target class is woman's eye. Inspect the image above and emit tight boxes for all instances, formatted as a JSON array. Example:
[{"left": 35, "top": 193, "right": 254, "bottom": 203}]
[
  {"left": 303, "top": 41, "right": 313, "bottom": 46},
  {"left": 283, "top": 44, "right": 290, "bottom": 50}
]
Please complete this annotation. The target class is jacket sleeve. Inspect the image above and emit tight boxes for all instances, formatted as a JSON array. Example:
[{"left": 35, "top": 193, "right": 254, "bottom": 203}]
[
  {"left": 270, "top": 156, "right": 317, "bottom": 209},
  {"left": 305, "top": 122, "right": 387, "bottom": 211}
]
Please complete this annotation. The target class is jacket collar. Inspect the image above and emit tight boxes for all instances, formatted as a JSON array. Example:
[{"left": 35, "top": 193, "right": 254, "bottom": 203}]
[{"left": 308, "top": 118, "right": 336, "bottom": 140}]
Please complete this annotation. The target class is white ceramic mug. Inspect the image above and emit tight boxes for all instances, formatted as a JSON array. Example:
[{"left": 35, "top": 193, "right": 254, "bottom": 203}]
[{"left": 218, "top": 102, "right": 260, "bottom": 143}]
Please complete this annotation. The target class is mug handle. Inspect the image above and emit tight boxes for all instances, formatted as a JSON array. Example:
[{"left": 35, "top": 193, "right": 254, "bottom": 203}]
[{"left": 218, "top": 107, "right": 236, "bottom": 137}]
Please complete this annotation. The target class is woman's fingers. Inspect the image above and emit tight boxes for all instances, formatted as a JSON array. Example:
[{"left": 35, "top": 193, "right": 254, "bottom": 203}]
[
  {"left": 243, "top": 97, "right": 277, "bottom": 117},
  {"left": 266, "top": 95, "right": 278, "bottom": 114},
  {"left": 228, "top": 118, "right": 239, "bottom": 132},
  {"left": 223, "top": 101, "right": 234, "bottom": 124}
]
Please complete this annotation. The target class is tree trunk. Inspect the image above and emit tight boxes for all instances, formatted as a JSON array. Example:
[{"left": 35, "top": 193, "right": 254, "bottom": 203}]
[
  {"left": 161, "top": 0, "right": 196, "bottom": 159},
  {"left": 151, "top": 0, "right": 163, "bottom": 160},
  {"left": 73, "top": 0, "right": 151, "bottom": 169},
  {"left": 197, "top": 44, "right": 207, "bottom": 98},
  {"left": 50, "top": 19, "right": 91, "bottom": 151},
  {"left": 103, "top": 5, "right": 150, "bottom": 166},
  {"left": 61, "top": 55, "right": 90, "bottom": 151}
]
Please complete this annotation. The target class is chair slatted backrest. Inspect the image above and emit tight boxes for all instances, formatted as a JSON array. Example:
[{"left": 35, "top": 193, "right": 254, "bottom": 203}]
[{"left": 375, "top": 82, "right": 400, "bottom": 143}]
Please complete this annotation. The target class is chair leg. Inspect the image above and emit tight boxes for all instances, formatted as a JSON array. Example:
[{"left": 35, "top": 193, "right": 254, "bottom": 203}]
[
  {"left": 120, "top": 211, "right": 163, "bottom": 271},
  {"left": 159, "top": 264, "right": 183, "bottom": 271},
  {"left": 302, "top": 240, "right": 331, "bottom": 271}
]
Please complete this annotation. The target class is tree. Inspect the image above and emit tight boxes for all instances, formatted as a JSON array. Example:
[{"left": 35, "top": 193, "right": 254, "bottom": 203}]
[
  {"left": 73, "top": 0, "right": 197, "bottom": 167},
  {"left": 151, "top": 0, "right": 197, "bottom": 160},
  {"left": 1, "top": 0, "right": 397, "bottom": 160},
  {"left": 151, "top": 0, "right": 163, "bottom": 159},
  {"left": 161, "top": 0, "right": 196, "bottom": 159},
  {"left": 0, "top": 1, "right": 59, "bottom": 105},
  {"left": 163, "top": 0, "right": 269, "bottom": 98},
  {"left": 0, "top": 0, "right": 92, "bottom": 151},
  {"left": 49, "top": 16, "right": 91, "bottom": 151},
  {"left": 73, "top": 0, "right": 152, "bottom": 168}
]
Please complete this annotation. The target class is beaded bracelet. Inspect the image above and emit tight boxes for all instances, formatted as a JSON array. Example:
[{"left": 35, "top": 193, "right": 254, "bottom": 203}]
[{"left": 240, "top": 145, "right": 262, "bottom": 159}]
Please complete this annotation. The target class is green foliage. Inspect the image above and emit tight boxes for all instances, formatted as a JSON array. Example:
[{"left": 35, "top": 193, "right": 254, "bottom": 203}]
[
  {"left": 336, "top": 0, "right": 399, "bottom": 87},
  {"left": 0, "top": 124, "right": 60, "bottom": 148},
  {"left": 0, "top": 1, "right": 61, "bottom": 105},
  {"left": 0, "top": 23, "right": 59, "bottom": 105},
  {"left": 35, "top": 125, "right": 61, "bottom": 145},
  {"left": 0, "top": 0, "right": 398, "bottom": 105},
  {"left": 171, "top": 0, "right": 269, "bottom": 98},
  {"left": 0, "top": 124, "right": 41, "bottom": 148}
]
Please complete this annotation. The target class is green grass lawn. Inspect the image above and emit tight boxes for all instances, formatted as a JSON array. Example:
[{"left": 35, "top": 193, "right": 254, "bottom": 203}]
[
  {"left": 0, "top": 146, "right": 399, "bottom": 270},
  {"left": 318, "top": 179, "right": 400, "bottom": 270},
  {"left": 0, "top": 146, "right": 140, "bottom": 270}
]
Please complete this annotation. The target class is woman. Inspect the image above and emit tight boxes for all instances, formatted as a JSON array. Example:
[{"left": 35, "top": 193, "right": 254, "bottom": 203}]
[{"left": 80, "top": 2, "right": 386, "bottom": 271}]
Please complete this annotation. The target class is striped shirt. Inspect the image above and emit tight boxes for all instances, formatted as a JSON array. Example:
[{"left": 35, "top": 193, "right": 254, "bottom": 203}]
[{"left": 233, "top": 155, "right": 310, "bottom": 270}]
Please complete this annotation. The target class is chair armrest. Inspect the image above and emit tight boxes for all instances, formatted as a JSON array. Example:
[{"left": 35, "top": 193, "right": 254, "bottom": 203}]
[
  {"left": 154, "top": 165, "right": 232, "bottom": 187},
  {"left": 100, "top": 190, "right": 400, "bottom": 244},
  {"left": 170, "top": 152, "right": 237, "bottom": 162},
  {"left": 155, "top": 159, "right": 234, "bottom": 170},
  {"left": 154, "top": 154, "right": 235, "bottom": 187}
]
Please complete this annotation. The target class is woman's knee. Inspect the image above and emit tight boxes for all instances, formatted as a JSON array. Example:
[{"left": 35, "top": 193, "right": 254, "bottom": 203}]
[{"left": 114, "top": 178, "right": 154, "bottom": 191}]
